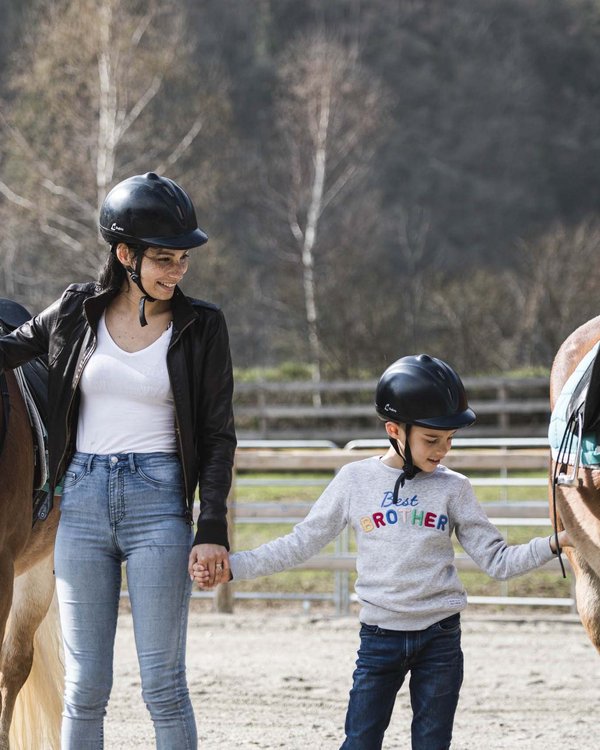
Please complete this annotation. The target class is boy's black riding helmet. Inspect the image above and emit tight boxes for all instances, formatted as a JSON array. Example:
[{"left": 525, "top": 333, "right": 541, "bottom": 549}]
[
  {"left": 99, "top": 172, "right": 208, "bottom": 249},
  {"left": 376, "top": 355, "right": 475, "bottom": 498},
  {"left": 375, "top": 354, "right": 476, "bottom": 429}
]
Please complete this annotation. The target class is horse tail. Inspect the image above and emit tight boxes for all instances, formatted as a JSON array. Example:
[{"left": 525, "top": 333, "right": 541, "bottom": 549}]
[{"left": 9, "top": 592, "right": 63, "bottom": 750}]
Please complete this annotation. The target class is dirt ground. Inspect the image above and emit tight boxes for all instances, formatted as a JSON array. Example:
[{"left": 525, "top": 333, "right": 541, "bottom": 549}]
[{"left": 105, "top": 604, "right": 599, "bottom": 749}]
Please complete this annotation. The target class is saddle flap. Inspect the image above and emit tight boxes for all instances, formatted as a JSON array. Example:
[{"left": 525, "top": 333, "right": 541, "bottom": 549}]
[
  {"left": 565, "top": 344, "right": 600, "bottom": 432},
  {"left": 0, "top": 298, "right": 32, "bottom": 331},
  {"left": 583, "top": 347, "right": 600, "bottom": 432}
]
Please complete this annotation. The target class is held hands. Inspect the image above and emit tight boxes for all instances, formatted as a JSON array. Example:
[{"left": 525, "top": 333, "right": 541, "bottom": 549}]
[
  {"left": 188, "top": 544, "right": 230, "bottom": 589},
  {"left": 192, "top": 559, "right": 232, "bottom": 589}
]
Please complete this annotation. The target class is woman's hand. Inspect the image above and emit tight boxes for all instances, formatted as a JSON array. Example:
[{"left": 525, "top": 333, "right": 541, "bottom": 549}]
[
  {"left": 188, "top": 544, "right": 229, "bottom": 588},
  {"left": 192, "top": 561, "right": 232, "bottom": 589}
]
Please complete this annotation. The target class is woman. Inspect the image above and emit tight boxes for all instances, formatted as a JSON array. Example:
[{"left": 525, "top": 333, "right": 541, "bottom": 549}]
[{"left": 0, "top": 172, "right": 236, "bottom": 748}]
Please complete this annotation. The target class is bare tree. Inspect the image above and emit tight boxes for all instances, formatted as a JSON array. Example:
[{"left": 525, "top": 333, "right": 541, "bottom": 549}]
[
  {"left": 267, "top": 31, "right": 386, "bottom": 400},
  {"left": 430, "top": 267, "right": 523, "bottom": 373},
  {"left": 514, "top": 219, "right": 600, "bottom": 367},
  {"left": 0, "top": 0, "right": 228, "bottom": 298}
]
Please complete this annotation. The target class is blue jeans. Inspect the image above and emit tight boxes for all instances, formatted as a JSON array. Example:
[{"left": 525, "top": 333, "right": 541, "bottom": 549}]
[
  {"left": 340, "top": 614, "right": 463, "bottom": 750},
  {"left": 54, "top": 452, "right": 197, "bottom": 750}
]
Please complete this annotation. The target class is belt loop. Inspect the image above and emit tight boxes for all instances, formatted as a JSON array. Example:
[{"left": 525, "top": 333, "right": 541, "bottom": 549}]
[
  {"left": 87, "top": 454, "right": 94, "bottom": 473},
  {"left": 128, "top": 453, "right": 136, "bottom": 473}
]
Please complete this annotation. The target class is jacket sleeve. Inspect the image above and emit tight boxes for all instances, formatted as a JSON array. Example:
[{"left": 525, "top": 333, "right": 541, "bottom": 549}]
[
  {"left": 194, "top": 309, "right": 237, "bottom": 548},
  {"left": 0, "top": 298, "right": 60, "bottom": 372}
]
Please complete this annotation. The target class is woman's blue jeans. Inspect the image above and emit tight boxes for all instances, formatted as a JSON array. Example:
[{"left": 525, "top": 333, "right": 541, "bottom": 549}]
[
  {"left": 54, "top": 452, "right": 197, "bottom": 750},
  {"left": 340, "top": 614, "right": 463, "bottom": 750}
]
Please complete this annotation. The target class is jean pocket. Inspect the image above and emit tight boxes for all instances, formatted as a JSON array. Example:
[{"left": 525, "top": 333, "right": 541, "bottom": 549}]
[
  {"left": 360, "top": 623, "right": 380, "bottom": 636},
  {"left": 62, "top": 462, "right": 88, "bottom": 490},
  {"left": 136, "top": 458, "right": 183, "bottom": 490},
  {"left": 435, "top": 613, "right": 461, "bottom": 633}
]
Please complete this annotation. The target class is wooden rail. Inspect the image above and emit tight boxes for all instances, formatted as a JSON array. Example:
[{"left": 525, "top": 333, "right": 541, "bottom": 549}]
[
  {"left": 233, "top": 448, "right": 549, "bottom": 472},
  {"left": 233, "top": 375, "right": 551, "bottom": 440},
  {"left": 210, "top": 445, "right": 575, "bottom": 614}
]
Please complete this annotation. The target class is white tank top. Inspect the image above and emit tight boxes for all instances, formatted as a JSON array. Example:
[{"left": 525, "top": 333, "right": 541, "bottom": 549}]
[{"left": 76, "top": 313, "right": 177, "bottom": 454}]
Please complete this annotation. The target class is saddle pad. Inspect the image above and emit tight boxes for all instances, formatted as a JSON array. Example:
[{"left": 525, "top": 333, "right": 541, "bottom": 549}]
[{"left": 549, "top": 341, "right": 600, "bottom": 465}]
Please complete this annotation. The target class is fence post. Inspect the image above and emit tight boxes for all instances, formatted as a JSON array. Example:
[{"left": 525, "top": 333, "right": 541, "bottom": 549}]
[
  {"left": 258, "top": 379, "right": 268, "bottom": 438},
  {"left": 497, "top": 381, "right": 509, "bottom": 433},
  {"left": 214, "top": 464, "right": 236, "bottom": 613}
]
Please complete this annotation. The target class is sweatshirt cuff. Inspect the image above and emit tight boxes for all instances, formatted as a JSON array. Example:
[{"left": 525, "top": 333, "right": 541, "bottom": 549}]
[
  {"left": 229, "top": 553, "right": 247, "bottom": 581},
  {"left": 193, "top": 519, "right": 230, "bottom": 550},
  {"left": 534, "top": 536, "right": 557, "bottom": 565}
]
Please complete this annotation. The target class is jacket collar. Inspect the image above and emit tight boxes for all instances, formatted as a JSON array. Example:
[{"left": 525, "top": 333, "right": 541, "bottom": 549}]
[{"left": 82, "top": 284, "right": 197, "bottom": 332}]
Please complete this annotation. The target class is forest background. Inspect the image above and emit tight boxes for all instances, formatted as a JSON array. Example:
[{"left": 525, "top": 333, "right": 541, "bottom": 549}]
[{"left": 1, "top": 0, "right": 600, "bottom": 381}]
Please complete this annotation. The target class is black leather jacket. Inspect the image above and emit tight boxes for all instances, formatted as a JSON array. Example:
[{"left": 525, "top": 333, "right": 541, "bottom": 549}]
[{"left": 0, "top": 282, "right": 236, "bottom": 549}]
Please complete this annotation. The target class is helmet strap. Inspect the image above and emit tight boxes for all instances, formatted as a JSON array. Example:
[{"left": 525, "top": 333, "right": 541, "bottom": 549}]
[
  {"left": 125, "top": 249, "right": 156, "bottom": 328},
  {"left": 390, "top": 425, "right": 421, "bottom": 504}
]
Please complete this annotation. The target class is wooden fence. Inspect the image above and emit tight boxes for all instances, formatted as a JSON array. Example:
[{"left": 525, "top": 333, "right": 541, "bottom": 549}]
[
  {"left": 233, "top": 375, "right": 550, "bottom": 442},
  {"left": 202, "top": 441, "right": 575, "bottom": 615}
]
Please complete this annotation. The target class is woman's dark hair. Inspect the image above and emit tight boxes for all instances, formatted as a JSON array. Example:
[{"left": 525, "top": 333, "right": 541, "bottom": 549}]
[
  {"left": 98, "top": 243, "right": 143, "bottom": 291},
  {"left": 98, "top": 249, "right": 126, "bottom": 292}
]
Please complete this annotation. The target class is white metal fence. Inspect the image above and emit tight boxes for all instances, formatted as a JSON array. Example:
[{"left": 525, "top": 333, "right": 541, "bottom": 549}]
[{"left": 190, "top": 438, "right": 577, "bottom": 615}]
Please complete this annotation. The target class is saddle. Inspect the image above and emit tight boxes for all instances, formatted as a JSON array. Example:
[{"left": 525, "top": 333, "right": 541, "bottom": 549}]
[
  {"left": 567, "top": 344, "right": 600, "bottom": 433},
  {"left": 0, "top": 299, "right": 51, "bottom": 524}
]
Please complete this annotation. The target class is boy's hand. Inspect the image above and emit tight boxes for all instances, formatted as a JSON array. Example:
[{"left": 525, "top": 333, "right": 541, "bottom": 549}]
[
  {"left": 553, "top": 529, "right": 574, "bottom": 551},
  {"left": 188, "top": 544, "right": 229, "bottom": 588},
  {"left": 192, "top": 560, "right": 232, "bottom": 589}
]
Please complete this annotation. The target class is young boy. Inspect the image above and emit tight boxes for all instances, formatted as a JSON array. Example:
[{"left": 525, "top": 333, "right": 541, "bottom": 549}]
[{"left": 192, "top": 354, "right": 571, "bottom": 750}]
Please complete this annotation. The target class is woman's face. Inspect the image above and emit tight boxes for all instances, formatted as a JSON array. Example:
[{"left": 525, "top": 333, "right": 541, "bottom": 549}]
[{"left": 119, "top": 244, "right": 190, "bottom": 300}]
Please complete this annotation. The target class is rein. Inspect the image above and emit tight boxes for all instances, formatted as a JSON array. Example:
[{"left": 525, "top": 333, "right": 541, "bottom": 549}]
[{"left": 551, "top": 408, "right": 582, "bottom": 579}]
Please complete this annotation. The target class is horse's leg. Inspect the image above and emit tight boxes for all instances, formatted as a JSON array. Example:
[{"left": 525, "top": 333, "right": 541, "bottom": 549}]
[
  {"left": 0, "top": 554, "right": 15, "bottom": 750},
  {"left": 1, "top": 554, "right": 61, "bottom": 750},
  {"left": 565, "top": 547, "right": 600, "bottom": 653}
]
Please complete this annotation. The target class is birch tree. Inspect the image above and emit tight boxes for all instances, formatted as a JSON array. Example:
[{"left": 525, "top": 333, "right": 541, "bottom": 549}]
[
  {"left": 269, "top": 32, "right": 386, "bottom": 397},
  {"left": 0, "top": 0, "right": 229, "bottom": 305}
]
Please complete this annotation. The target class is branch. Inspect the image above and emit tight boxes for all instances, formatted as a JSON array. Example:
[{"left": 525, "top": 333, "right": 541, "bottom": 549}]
[
  {"left": 39, "top": 222, "right": 84, "bottom": 253},
  {"left": 116, "top": 74, "right": 163, "bottom": 139},
  {"left": 155, "top": 116, "right": 204, "bottom": 173},
  {"left": 41, "top": 179, "right": 96, "bottom": 217},
  {"left": 0, "top": 179, "right": 90, "bottom": 238},
  {"left": 0, "top": 180, "right": 36, "bottom": 211}
]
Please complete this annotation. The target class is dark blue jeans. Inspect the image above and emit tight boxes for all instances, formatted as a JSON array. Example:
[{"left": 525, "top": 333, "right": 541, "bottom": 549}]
[{"left": 340, "top": 613, "right": 463, "bottom": 750}]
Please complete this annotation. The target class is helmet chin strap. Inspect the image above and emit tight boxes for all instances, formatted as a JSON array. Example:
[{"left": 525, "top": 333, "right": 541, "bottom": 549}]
[
  {"left": 125, "top": 251, "right": 156, "bottom": 327},
  {"left": 390, "top": 424, "right": 421, "bottom": 504}
]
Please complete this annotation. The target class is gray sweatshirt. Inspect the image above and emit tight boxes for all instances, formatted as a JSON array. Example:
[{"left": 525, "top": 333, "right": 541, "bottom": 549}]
[{"left": 230, "top": 457, "right": 556, "bottom": 630}]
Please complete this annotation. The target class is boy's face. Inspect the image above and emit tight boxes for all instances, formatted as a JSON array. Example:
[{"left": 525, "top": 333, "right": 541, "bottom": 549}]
[
  {"left": 409, "top": 426, "right": 456, "bottom": 472},
  {"left": 386, "top": 423, "right": 456, "bottom": 472}
]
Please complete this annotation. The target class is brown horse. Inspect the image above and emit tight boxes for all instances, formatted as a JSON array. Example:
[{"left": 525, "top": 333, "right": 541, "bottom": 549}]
[
  {"left": 0, "top": 368, "right": 63, "bottom": 749},
  {"left": 550, "top": 314, "right": 600, "bottom": 653}
]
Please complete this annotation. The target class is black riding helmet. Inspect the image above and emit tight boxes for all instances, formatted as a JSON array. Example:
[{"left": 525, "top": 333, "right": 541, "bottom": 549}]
[
  {"left": 375, "top": 354, "right": 476, "bottom": 500},
  {"left": 99, "top": 172, "right": 208, "bottom": 326}
]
